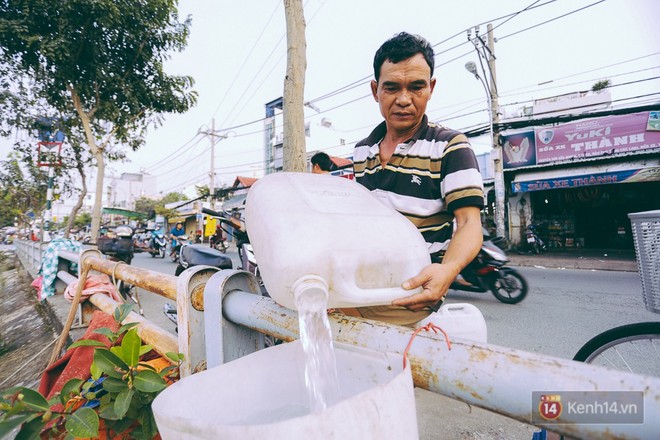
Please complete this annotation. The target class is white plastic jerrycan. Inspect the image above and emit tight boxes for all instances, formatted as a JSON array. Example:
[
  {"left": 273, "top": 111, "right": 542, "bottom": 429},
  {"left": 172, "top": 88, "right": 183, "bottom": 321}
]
[
  {"left": 415, "top": 303, "right": 488, "bottom": 343},
  {"left": 245, "top": 172, "right": 431, "bottom": 310}
]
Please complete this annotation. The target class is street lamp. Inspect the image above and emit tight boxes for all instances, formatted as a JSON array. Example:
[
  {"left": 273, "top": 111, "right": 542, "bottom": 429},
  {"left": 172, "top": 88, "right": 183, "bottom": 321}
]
[{"left": 465, "top": 60, "right": 506, "bottom": 239}]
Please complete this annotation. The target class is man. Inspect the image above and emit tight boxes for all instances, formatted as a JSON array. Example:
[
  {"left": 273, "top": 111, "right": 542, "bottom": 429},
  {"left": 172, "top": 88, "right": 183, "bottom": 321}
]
[
  {"left": 350, "top": 32, "right": 485, "bottom": 326},
  {"left": 311, "top": 151, "right": 335, "bottom": 174}
]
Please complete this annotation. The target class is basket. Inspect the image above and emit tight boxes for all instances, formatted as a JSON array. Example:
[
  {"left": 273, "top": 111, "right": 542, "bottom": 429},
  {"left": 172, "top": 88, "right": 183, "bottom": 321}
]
[{"left": 628, "top": 210, "right": 660, "bottom": 313}]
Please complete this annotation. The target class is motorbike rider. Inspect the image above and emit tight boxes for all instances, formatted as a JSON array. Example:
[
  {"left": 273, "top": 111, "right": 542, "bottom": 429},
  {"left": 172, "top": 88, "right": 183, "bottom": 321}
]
[{"left": 169, "top": 222, "right": 186, "bottom": 258}]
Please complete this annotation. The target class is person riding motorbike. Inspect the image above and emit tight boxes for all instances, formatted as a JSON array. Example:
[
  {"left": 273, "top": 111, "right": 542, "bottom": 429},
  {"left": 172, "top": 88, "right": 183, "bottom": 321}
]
[{"left": 169, "top": 222, "right": 186, "bottom": 259}]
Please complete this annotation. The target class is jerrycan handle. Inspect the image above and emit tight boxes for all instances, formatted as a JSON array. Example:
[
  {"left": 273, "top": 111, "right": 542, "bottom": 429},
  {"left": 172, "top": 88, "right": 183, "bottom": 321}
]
[{"left": 331, "top": 279, "right": 423, "bottom": 307}]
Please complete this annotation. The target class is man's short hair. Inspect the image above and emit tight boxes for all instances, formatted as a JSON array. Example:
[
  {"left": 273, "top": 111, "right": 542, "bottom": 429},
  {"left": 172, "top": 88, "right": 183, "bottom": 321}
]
[
  {"left": 373, "top": 32, "right": 435, "bottom": 82},
  {"left": 311, "top": 151, "right": 335, "bottom": 172}
]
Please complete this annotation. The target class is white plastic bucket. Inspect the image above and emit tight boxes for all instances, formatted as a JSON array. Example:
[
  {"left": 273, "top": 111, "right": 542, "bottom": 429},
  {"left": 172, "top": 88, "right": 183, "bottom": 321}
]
[
  {"left": 245, "top": 172, "right": 431, "bottom": 310},
  {"left": 415, "top": 303, "right": 488, "bottom": 343},
  {"left": 152, "top": 340, "right": 418, "bottom": 439}
]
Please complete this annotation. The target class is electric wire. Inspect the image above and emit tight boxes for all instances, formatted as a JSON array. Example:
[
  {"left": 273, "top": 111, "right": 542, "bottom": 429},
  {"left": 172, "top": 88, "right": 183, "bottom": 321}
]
[
  {"left": 210, "top": 2, "right": 282, "bottom": 120},
  {"left": 153, "top": 0, "right": 652, "bottom": 189}
]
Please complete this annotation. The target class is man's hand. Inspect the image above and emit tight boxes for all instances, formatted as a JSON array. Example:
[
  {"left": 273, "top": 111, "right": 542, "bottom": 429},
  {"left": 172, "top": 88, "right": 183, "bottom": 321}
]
[{"left": 392, "top": 262, "right": 460, "bottom": 311}]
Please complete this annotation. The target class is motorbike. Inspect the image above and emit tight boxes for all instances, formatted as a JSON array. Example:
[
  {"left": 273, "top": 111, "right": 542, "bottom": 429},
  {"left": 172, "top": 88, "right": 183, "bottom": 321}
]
[
  {"left": 96, "top": 224, "right": 143, "bottom": 314},
  {"left": 209, "top": 227, "right": 228, "bottom": 253},
  {"left": 148, "top": 229, "right": 167, "bottom": 258},
  {"left": 525, "top": 224, "right": 547, "bottom": 254},
  {"left": 169, "top": 234, "right": 189, "bottom": 262},
  {"left": 448, "top": 229, "right": 528, "bottom": 304}
]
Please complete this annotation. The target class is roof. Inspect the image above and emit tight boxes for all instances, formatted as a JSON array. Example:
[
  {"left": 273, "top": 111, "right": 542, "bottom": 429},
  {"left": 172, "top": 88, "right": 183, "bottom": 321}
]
[
  {"left": 330, "top": 156, "right": 353, "bottom": 169},
  {"left": 232, "top": 176, "right": 258, "bottom": 188}
]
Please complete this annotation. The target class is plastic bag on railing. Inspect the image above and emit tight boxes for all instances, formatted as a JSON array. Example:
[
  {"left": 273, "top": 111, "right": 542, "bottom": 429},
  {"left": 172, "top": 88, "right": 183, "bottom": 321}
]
[
  {"left": 31, "top": 275, "right": 44, "bottom": 301},
  {"left": 63, "top": 274, "right": 122, "bottom": 303}
]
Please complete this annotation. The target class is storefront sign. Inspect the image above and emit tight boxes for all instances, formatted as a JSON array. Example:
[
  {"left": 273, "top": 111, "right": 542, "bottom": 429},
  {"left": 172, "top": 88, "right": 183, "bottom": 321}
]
[
  {"left": 535, "top": 112, "right": 660, "bottom": 164},
  {"left": 511, "top": 166, "right": 660, "bottom": 193},
  {"left": 501, "top": 112, "right": 660, "bottom": 169},
  {"left": 502, "top": 131, "right": 536, "bottom": 169}
]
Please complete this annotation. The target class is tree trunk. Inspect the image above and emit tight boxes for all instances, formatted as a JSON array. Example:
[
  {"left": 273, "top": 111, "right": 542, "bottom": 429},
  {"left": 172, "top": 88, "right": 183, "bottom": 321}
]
[
  {"left": 64, "top": 164, "right": 88, "bottom": 239},
  {"left": 70, "top": 86, "right": 104, "bottom": 242},
  {"left": 282, "top": 0, "right": 307, "bottom": 172}
]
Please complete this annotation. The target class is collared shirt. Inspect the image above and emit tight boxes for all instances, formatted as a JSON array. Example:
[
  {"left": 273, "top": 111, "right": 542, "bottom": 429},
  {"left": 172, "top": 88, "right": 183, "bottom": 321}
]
[{"left": 353, "top": 115, "right": 484, "bottom": 253}]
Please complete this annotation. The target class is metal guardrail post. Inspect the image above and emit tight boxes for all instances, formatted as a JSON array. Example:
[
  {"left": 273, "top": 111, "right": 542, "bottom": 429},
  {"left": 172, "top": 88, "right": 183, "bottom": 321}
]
[
  {"left": 203, "top": 270, "right": 264, "bottom": 369},
  {"left": 220, "top": 289, "right": 660, "bottom": 440},
  {"left": 176, "top": 265, "right": 222, "bottom": 377}
]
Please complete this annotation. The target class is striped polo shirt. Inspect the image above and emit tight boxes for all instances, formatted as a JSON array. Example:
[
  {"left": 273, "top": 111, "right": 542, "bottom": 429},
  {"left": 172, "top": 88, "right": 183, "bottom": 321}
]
[{"left": 353, "top": 115, "right": 484, "bottom": 254}]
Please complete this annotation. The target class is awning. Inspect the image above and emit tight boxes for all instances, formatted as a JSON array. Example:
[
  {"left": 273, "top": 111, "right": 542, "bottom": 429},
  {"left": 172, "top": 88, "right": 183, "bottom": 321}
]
[
  {"left": 511, "top": 161, "right": 660, "bottom": 193},
  {"left": 102, "top": 207, "right": 147, "bottom": 219}
]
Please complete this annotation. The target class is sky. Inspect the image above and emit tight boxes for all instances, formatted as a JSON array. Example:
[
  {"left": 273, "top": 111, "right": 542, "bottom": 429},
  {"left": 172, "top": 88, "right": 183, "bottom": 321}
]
[{"left": 1, "top": 0, "right": 659, "bottom": 198}]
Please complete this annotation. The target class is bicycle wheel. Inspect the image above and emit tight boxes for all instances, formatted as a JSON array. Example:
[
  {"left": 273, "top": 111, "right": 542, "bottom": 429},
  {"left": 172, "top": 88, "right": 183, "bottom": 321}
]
[{"left": 573, "top": 322, "right": 660, "bottom": 377}]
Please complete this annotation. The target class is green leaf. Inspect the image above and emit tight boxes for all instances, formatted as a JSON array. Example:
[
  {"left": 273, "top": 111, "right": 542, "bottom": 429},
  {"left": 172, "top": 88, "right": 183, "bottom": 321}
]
[
  {"left": 58, "top": 379, "right": 84, "bottom": 405},
  {"left": 110, "top": 346, "right": 124, "bottom": 359},
  {"left": 65, "top": 407, "right": 99, "bottom": 438},
  {"left": 115, "top": 304, "right": 133, "bottom": 323},
  {"left": 159, "top": 365, "right": 179, "bottom": 377},
  {"left": 134, "top": 370, "right": 167, "bottom": 393},
  {"left": 102, "top": 377, "right": 129, "bottom": 393},
  {"left": 92, "top": 327, "right": 117, "bottom": 338},
  {"left": 121, "top": 328, "right": 141, "bottom": 367},
  {"left": 68, "top": 339, "right": 107, "bottom": 349},
  {"left": 137, "top": 362, "right": 157, "bottom": 372},
  {"left": 98, "top": 402, "right": 120, "bottom": 421},
  {"left": 93, "top": 349, "right": 129, "bottom": 379},
  {"left": 114, "top": 388, "right": 134, "bottom": 419},
  {"left": 118, "top": 322, "right": 139, "bottom": 334},
  {"left": 16, "top": 388, "right": 49, "bottom": 412},
  {"left": 90, "top": 362, "right": 103, "bottom": 380},
  {"left": 138, "top": 344, "right": 153, "bottom": 357},
  {"left": 15, "top": 416, "right": 45, "bottom": 440},
  {"left": 166, "top": 352, "right": 185, "bottom": 363},
  {"left": 0, "top": 414, "right": 38, "bottom": 438}
]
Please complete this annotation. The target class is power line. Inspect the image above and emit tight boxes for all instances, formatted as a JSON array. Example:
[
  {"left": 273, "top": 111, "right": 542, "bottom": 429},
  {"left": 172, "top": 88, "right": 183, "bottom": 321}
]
[{"left": 498, "top": 0, "right": 607, "bottom": 41}]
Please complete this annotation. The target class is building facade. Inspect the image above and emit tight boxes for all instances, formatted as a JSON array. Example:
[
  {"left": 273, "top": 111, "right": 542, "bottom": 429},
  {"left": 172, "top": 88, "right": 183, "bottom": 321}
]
[{"left": 499, "top": 110, "right": 660, "bottom": 250}]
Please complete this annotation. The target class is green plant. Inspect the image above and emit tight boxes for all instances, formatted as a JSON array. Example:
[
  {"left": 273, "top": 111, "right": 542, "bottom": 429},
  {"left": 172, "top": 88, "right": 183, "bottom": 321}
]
[
  {"left": 591, "top": 79, "right": 611, "bottom": 92},
  {"left": 0, "top": 304, "right": 183, "bottom": 439}
]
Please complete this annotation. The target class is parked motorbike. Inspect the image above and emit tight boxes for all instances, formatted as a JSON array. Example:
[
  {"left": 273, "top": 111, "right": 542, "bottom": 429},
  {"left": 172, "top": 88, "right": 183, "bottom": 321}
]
[
  {"left": 448, "top": 229, "right": 528, "bottom": 304},
  {"left": 525, "top": 224, "right": 547, "bottom": 254},
  {"left": 96, "top": 224, "right": 143, "bottom": 314},
  {"left": 148, "top": 229, "right": 167, "bottom": 258}
]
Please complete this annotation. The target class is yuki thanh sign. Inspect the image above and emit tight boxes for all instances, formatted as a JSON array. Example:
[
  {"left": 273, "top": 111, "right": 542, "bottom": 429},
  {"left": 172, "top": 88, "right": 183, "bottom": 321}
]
[{"left": 502, "top": 111, "right": 660, "bottom": 168}]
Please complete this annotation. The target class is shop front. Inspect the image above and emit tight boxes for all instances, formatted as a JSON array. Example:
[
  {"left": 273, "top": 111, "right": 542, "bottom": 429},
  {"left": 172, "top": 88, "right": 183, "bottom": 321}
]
[{"left": 501, "top": 110, "right": 660, "bottom": 250}]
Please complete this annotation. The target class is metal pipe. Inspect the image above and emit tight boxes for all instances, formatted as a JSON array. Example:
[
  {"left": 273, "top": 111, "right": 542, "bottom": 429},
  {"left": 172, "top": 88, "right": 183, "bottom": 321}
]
[
  {"left": 83, "top": 255, "right": 177, "bottom": 301},
  {"left": 88, "top": 293, "right": 178, "bottom": 361},
  {"left": 223, "top": 290, "right": 660, "bottom": 440}
]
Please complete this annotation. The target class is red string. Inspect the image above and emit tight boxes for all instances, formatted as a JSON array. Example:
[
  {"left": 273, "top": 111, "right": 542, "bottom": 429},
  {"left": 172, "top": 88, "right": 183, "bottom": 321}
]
[{"left": 403, "top": 323, "right": 452, "bottom": 369}]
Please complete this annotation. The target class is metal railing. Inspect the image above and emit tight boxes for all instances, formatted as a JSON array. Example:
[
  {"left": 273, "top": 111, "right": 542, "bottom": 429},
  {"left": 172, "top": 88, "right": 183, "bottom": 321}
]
[{"left": 12, "top": 239, "right": 660, "bottom": 440}]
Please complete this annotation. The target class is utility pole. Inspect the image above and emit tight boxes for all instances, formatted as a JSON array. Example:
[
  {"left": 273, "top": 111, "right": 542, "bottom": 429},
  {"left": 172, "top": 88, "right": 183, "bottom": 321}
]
[
  {"left": 487, "top": 23, "right": 506, "bottom": 240},
  {"left": 210, "top": 118, "right": 216, "bottom": 210},
  {"left": 468, "top": 24, "right": 506, "bottom": 239},
  {"left": 282, "top": 0, "right": 307, "bottom": 172}
]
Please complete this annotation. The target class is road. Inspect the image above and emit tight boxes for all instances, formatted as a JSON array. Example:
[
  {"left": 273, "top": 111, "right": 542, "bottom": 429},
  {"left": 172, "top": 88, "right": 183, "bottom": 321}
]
[{"left": 130, "top": 247, "right": 658, "bottom": 361}]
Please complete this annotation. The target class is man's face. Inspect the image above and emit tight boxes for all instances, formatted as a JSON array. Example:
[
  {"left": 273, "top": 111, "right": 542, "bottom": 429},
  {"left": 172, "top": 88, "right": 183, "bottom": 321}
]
[{"left": 371, "top": 53, "right": 436, "bottom": 136}]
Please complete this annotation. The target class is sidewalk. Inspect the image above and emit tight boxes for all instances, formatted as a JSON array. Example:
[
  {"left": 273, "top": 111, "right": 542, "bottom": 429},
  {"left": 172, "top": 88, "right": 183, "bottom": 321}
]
[{"left": 506, "top": 248, "right": 638, "bottom": 272}]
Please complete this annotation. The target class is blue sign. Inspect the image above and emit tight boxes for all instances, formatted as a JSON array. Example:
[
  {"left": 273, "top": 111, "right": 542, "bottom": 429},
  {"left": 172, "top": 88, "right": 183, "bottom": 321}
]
[{"left": 511, "top": 167, "right": 660, "bottom": 193}]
